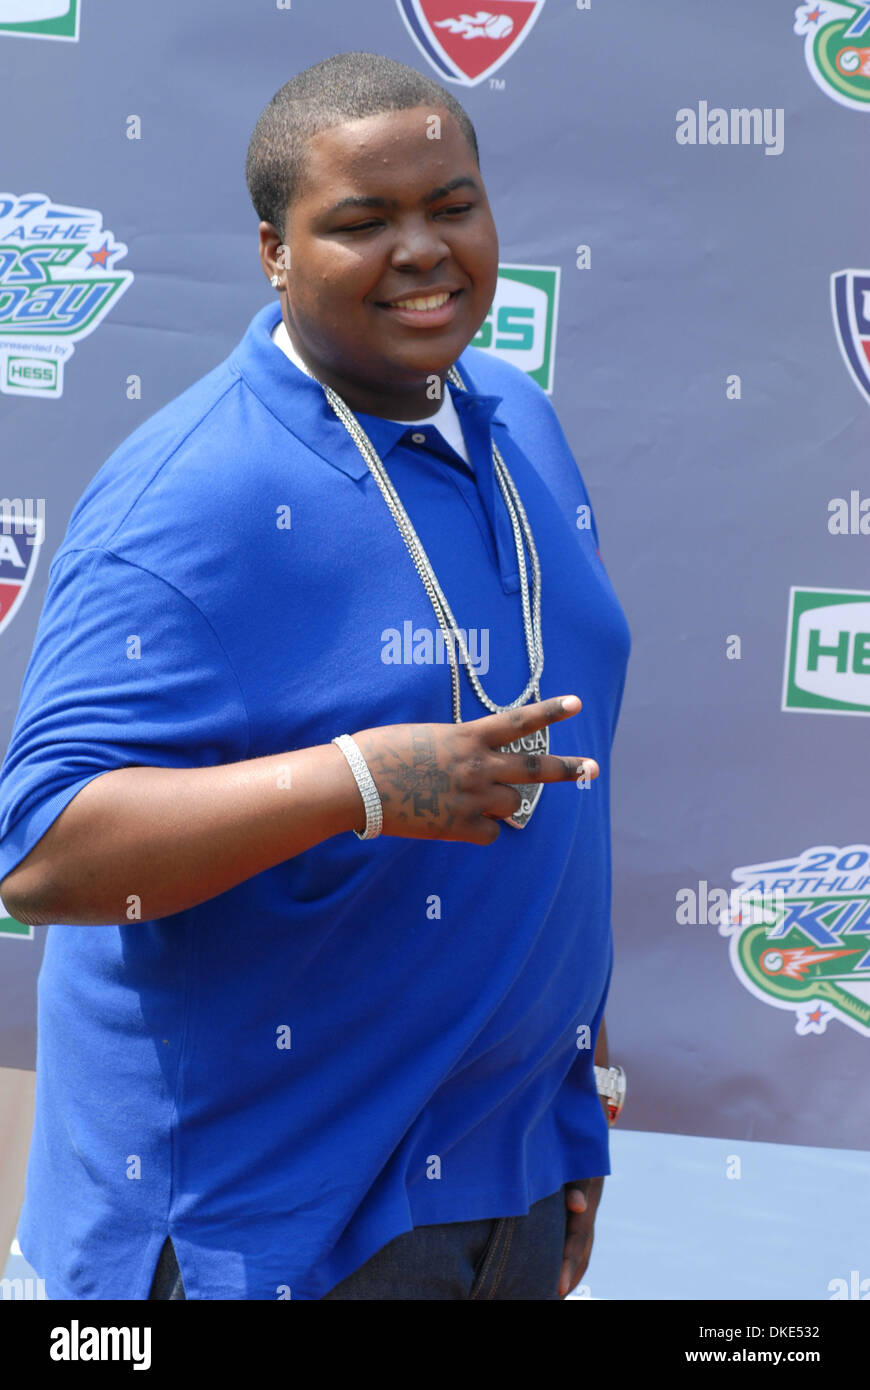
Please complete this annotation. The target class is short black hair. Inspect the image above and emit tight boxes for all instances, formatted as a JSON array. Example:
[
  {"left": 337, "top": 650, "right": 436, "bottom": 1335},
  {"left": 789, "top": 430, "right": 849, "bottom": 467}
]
[{"left": 245, "top": 51, "right": 480, "bottom": 241}]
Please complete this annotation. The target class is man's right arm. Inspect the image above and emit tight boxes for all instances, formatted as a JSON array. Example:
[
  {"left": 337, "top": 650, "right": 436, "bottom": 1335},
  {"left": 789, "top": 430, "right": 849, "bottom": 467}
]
[
  {"left": 0, "top": 742, "right": 366, "bottom": 927},
  {"left": 0, "top": 698, "right": 594, "bottom": 927}
]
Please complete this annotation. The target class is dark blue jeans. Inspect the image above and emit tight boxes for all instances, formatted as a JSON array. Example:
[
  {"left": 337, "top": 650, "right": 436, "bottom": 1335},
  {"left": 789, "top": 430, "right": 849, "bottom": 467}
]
[{"left": 148, "top": 1188, "right": 567, "bottom": 1301}]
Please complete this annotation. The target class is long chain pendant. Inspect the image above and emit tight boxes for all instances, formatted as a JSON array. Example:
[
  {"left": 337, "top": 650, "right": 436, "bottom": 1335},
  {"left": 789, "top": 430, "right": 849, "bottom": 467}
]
[
  {"left": 307, "top": 361, "right": 548, "bottom": 829},
  {"left": 497, "top": 721, "right": 548, "bottom": 829}
]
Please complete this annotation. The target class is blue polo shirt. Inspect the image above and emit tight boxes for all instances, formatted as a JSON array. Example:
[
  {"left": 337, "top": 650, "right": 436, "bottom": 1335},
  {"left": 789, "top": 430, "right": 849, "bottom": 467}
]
[{"left": 0, "top": 300, "right": 630, "bottom": 1300}]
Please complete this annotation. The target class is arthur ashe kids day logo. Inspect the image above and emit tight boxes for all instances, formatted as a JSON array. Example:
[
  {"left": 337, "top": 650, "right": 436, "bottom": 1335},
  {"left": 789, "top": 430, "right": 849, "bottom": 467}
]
[
  {"left": 0, "top": 0, "right": 79, "bottom": 41},
  {"left": 0, "top": 193, "right": 132, "bottom": 398},
  {"left": 396, "top": 2, "right": 545, "bottom": 86},
  {"left": 722, "top": 846, "right": 870, "bottom": 1038},
  {"left": 794, "top": 2, "right": 870, "bottom": 111}
]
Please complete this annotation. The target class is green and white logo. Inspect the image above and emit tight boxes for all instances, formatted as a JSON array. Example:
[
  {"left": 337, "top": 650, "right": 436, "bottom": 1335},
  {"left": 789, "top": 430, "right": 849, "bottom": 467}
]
[
  {"left": 470, "top": 264, "right": 560, "bottom": 393},
  {"left": 0, "top": 894, "right": 32, "bottom": 941},
  {"left": 0, "top": 192, "right": 133, "bottom": 398},
  {"left": 782, "top": 587, "right": 870, "bottom": 715},
  {"left": 722, "top": 845, "right": 870, "bottom": 1037},
  {"left": 794, "top": 2, "right": 870, "bottom": 112},
  {"left": 5, "top": 355, "right": 57, "bottom": 391},
  {"left": 0, "top": 0, "right": 79, "bottom": 41}
]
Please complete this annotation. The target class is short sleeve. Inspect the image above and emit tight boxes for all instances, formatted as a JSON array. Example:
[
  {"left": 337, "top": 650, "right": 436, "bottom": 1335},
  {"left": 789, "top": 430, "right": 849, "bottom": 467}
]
[{"left": 0, "top": 547, "right": 250, "bottom": 884}]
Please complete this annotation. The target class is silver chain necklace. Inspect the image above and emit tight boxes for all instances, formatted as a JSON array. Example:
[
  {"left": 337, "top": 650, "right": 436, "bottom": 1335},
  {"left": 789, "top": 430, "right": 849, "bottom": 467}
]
[{"left": 298, "top": 358, "right": 548, "bottom": 828}]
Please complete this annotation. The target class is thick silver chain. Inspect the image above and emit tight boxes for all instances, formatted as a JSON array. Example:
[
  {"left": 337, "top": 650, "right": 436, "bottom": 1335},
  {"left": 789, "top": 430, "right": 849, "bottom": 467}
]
[{"left": 298, "top": 360, "right": 543, "bottom": 721}]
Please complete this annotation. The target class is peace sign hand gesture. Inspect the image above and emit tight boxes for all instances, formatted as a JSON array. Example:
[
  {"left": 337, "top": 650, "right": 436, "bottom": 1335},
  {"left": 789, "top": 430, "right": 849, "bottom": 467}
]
[{"left": 350, "top": 694, "right": 598, "bottom": 844}]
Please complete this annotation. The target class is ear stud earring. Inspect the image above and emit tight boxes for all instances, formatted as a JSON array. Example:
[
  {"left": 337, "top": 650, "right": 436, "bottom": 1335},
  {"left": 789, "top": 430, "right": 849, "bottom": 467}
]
[{"left": 270, "top": 274, "right": 280, "bottom": 287}]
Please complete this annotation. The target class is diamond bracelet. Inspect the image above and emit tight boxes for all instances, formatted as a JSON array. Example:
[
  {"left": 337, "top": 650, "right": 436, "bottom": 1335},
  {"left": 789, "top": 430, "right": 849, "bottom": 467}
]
[{"left": 331, "top": 734, "right": 383, "bottom": 841}]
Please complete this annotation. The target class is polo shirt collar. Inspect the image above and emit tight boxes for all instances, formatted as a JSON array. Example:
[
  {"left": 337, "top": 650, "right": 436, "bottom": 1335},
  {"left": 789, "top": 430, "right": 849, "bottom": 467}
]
[{"left": 230, "top": 301, "right": 506, "bottom": 481}]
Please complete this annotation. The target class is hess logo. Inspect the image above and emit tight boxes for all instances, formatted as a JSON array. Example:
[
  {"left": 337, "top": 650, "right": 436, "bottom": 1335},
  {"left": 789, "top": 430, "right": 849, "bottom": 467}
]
[
  {"left": 783, "top": 589, "right": 870, "bottom": 715},
  {"left": 470, "top": 265, "right": 560, "bottom": 392}
]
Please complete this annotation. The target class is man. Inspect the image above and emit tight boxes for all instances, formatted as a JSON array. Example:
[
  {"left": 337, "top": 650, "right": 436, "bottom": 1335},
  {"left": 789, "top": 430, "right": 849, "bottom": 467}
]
[{"left": 0, "top": 51, "right": 630, "bottom": 1300}]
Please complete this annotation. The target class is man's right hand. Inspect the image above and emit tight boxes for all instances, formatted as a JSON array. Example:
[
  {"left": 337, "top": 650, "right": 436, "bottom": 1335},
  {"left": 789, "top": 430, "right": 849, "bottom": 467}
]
[{"left": 349, "top": 694, "right": 598, "bottom": 844}]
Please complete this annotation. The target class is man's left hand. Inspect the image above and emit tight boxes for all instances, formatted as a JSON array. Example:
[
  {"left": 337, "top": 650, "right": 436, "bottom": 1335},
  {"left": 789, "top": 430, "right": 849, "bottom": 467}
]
[{"left": 558, "top": 1176, "right": 604, "bottom": 1299}]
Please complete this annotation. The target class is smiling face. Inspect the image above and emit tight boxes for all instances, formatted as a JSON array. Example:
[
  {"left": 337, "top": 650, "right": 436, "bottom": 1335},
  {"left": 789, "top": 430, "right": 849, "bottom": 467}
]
[{"left": 257, "top": 105, "right": 499, "bottom": 419}]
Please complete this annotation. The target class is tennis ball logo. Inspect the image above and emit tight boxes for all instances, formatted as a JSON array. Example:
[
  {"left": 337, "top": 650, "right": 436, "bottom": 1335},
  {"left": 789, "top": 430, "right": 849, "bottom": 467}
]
[
  {"left": 0, "top": 0, "right": 70, "bottom": 18},
  {"left": 837, "top": 46, "right": 870, "bottom": 77},
  {"left": 434, "top": 11, "right": 514, "bottom": 44}
]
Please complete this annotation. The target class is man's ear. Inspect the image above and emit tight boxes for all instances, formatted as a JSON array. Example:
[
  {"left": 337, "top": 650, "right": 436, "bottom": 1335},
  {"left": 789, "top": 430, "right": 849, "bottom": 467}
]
[{"left": 258, "top": 221, "right": 282, "bottom": 280}]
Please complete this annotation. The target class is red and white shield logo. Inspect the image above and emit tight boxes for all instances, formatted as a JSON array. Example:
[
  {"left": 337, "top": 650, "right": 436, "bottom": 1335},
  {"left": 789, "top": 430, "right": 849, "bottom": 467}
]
[
  {"left": 0, "top": 505, "right": 43, "bottom": 638},
  {"left": 396, "top": 1, "right": 546, "bottom": 87}
]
